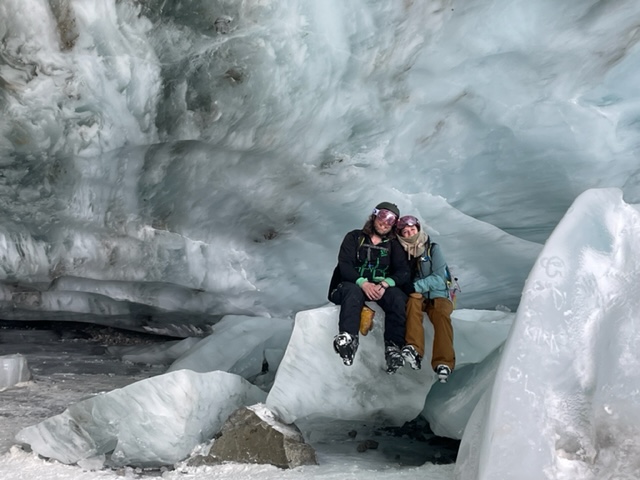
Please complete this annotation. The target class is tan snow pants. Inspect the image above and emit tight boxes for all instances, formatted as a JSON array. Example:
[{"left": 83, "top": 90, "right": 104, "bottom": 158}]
[{"left": 405, "top": 292, "right": 455, "bottom": 371}]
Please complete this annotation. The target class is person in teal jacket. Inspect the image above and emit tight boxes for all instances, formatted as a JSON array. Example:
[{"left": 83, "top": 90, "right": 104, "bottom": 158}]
[{"left": 396, "top": 215, "right": 455, "bottom": 383}]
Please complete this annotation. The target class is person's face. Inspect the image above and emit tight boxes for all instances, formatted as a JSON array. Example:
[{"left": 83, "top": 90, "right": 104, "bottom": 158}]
[
  {"left": 401, "top": 225, "right": 418, "bottom": 237},
  {"left": 374, "top": 216, "right": 393, "bottom": 235},
  {"left": 372, "top": 208, "right": 397, "bottom": 235}
]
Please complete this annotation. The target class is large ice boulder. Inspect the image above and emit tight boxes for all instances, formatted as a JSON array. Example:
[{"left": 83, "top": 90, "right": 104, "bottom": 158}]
[
  {"left": 168, "top": 315, "right": 293, "bottom": 388},
  {"left": 266, "top": 303, "right": 513, "bottom": 430},
  {"left": 15, "top": 370, "right": 266, "bottom": 468},
  {"left": 456, "top": 189, "right": 640, "bottom": 480},
  {"left": 266, "top": 303, "right": 436, "bottom": 426}
]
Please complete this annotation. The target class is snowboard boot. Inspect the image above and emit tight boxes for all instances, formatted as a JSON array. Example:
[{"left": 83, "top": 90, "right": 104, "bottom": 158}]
[
  {"left": 385, "top": 343, "right": 405, "bottom": 374},
  {"left": 436, "top": 364, "right": 451, "bottom": 383},
  {"left": 401, "top": 344, "right": 422, "bottom": 370},
  {"left": 333, "top": 332, "right": 359, "bottom": 366}
]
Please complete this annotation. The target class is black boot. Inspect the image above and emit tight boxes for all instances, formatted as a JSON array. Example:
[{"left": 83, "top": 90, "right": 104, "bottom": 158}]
[
  {"left": 385, "top": 343, "right": 405, "bottom": 374},
  {"left": 333, "top": 332, "right": 359, "bottom": 366}
]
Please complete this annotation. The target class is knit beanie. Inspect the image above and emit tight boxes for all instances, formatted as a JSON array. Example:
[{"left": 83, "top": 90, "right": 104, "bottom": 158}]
[{"left": 374, "top": 202, "right": 400, "bottom": 218}]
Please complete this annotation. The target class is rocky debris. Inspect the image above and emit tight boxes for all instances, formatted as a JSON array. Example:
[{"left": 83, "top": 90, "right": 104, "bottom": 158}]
[
  {"left": 424, "top": 435, "right": 461, "bottom": 464},
  {"left": 192, "top": 404, "right": 317, "bottom": 469},
  {"left": 0, "top": 320, "right": 173, "bottom": 346},
  {"left": 356, "top": 439, "right": 379, "bottom": 452},
  {"left": 375, "top": 417, "right": 461, "bottom": 464},
  {"left": 376, "top": 415, "right": 433, "bottom": 442}
]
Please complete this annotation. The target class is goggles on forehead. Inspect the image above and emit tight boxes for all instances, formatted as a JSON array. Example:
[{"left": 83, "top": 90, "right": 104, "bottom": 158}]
[
  {"left": 372, "top": 208, "right": 398, "bottom": 226},
  {"left": 397, "top": 215, "right": 419, "bottom": 230}
]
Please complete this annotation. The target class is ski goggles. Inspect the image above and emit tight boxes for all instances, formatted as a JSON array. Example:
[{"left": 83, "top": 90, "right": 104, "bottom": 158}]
[
  {"left": 372, "top": 208, "right": 398, "bottom": 226},
  {"left": 397, "top": 215, "right": 419, "bottom": 230}
]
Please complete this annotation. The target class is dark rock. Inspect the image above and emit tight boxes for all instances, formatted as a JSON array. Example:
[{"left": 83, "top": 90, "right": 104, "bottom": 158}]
[
  {"left": 376, "top": 416, "right": 432, "bottom": 441},
  {"left": 206, "top": 405, "right": 317, "bottom": 469},
  {"left": 374, "top": 416, "right": 460, "bottom": 464},
  {"left": 364, "top": 439, "right": 379, "bottom": 449},
  {"left": 356, "top": 439, "right": 379, "bottom": 452}
]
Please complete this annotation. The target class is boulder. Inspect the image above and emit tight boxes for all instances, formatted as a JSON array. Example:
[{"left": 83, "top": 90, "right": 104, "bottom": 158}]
[{"left": 206, "top": 404, "right": 317, "bottom": 469}]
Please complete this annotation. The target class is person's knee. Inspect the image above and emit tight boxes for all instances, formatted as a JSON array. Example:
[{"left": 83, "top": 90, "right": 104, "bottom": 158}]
[
  {"left": 385, "top": 288, "right": 406, "bottom": 305},
  {"left": 407, "top": 293, "right": 423, "bottom": 310},
  {"left": 341, "top": 282, "right": 360, "bottom": 293},
  {"left": 384, "top": 303, "right": 406, "bottom": 326},
  {"left": 335, "top": 282, "right": 365, "bottom": 302},
  {"left": 434, "top": 297, "right": 453, "bottom": 315}
]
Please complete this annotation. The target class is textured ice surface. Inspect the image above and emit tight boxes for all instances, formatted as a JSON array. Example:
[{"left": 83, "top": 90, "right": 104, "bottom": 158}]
[{"left": 15, "top": 370, "right": 266, "bottom": 468}]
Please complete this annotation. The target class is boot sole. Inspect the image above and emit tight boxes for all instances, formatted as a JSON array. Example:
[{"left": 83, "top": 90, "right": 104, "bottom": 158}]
[{"left": 333, "top": 342, "right": 356, "bottom": 366}]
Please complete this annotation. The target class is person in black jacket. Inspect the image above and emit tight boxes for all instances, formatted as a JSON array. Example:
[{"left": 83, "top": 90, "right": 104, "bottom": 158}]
[{"left": 327, "top": 202, "right": 410, "bottom": 373}]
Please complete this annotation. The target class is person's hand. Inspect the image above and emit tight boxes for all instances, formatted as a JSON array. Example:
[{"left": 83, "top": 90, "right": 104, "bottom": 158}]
[{"left": 362, "top": 281, "right": 385, "bottom": 301}]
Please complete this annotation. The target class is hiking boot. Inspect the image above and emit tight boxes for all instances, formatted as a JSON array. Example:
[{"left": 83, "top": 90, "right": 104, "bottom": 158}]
[
  {"left": 385, "top": 343, "right": 405, "bottom": 374},
  {"left": 333, "top": 332, "right": 359, "bottom": 366},
  {"left": 435, "top": 364, "right": 451, "bottom": 383},
  {"left": 359, "top": 306, "right": 375, "bottom": 336},
  {"left": 401, "top": 345, "right": 422, "bottom": 370}
]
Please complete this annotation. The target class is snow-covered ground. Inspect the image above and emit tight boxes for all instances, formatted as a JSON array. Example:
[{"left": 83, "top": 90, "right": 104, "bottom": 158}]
[
  {"left": 0, "top": 323, "right": 456, "bottom": 480},
  {"left": 0, "top": 324, "right": 167, "bottom": 455}
]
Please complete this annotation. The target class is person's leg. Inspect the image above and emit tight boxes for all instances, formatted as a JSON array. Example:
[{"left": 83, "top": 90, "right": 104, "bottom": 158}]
[
  {"left": 377, "top": 287, "right": 407, "bottom": 347},
  {"left": 425, "top": 297, "right": 455, "bottom": 371},
  {"left": 402, "top": 292, "right": 425, "bottom": 370},
  {"left": 404, "top": 293, "right": 425, "bottom": 357},
  {"left": 330, "top": 282, "right": 364, "bottom": 337}
]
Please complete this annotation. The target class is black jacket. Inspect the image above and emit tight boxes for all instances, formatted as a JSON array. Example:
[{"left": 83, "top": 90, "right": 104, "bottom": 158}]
[{"left": 328, "top": 229, "right": 410, "bottom": 300}]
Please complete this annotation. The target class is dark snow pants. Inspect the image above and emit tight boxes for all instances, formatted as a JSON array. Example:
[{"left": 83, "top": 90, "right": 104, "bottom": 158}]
[{"left": 330, "top": 282, "right": 407, "bottom": 347}]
